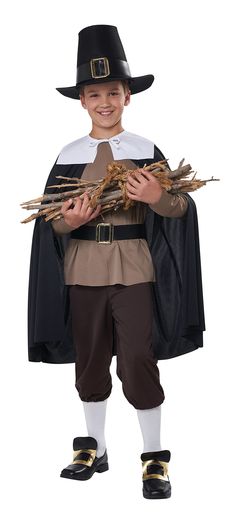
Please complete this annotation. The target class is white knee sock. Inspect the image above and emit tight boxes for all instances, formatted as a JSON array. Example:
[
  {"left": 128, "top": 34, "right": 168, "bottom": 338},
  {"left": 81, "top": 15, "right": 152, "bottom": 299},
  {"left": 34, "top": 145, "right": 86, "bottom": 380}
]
[
  {"left": 82, "top": 399, "right": 108, "bottom": 457},
  {"left": 137, "top": 405, "right": 162, "bottom": 453}
]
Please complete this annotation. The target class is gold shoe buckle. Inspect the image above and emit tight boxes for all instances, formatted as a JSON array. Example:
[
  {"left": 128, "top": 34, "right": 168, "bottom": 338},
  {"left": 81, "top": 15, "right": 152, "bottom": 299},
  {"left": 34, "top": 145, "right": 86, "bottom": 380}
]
[
  {"left": 142, "top": 459, "right": 169, "bottom": 481},
  {"left": 71, "top": 448, "right": 96, "bottom": 467}
]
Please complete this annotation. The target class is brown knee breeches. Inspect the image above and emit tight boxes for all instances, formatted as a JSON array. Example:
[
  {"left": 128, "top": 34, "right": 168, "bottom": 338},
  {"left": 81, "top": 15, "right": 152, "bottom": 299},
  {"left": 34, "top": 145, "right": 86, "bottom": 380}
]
[{"left": 69, "top": 282, "right": 165, "bottom": 409}]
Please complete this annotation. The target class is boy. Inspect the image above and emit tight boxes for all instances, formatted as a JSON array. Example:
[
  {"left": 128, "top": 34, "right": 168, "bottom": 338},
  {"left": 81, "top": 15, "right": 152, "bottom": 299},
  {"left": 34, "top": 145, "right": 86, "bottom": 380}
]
[{"left": 27, "top": 25, "right": 205, "bottom": 500}]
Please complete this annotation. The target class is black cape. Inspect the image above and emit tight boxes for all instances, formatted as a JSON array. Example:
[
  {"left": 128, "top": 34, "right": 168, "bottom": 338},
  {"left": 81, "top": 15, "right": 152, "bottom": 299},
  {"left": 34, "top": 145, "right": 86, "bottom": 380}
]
[{"left": 27, "top": 145, "right": 205, "bottom": 363}]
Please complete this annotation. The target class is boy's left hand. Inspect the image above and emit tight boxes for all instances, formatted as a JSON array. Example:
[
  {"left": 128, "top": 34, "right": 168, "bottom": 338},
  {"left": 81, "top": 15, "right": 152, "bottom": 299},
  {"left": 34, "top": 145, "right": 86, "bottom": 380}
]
[{"left": 126, "top": 169, "right": 163, "bottom": 205}]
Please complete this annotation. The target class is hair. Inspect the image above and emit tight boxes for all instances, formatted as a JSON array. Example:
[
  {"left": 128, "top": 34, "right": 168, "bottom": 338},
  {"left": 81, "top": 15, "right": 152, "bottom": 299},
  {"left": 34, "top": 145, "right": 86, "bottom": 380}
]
[{"left": 79, "top": 79, "right": 130, "bottom": 97}]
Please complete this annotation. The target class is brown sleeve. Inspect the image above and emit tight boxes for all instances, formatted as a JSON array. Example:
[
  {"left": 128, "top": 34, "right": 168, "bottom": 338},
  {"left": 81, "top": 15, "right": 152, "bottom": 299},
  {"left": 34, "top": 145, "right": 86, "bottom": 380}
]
[
  {"left": 51, "top": 218, "right": 74, "bottom": 235},
  {"left": 149, "top": 190, "right": 188, "bottom": 218}
]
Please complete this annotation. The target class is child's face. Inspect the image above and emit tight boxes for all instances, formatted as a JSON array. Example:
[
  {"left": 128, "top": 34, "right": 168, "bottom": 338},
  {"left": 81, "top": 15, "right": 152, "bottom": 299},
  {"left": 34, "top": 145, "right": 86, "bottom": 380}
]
[{"left": 80, "top": 81, "right": 130, "bottom": 135}]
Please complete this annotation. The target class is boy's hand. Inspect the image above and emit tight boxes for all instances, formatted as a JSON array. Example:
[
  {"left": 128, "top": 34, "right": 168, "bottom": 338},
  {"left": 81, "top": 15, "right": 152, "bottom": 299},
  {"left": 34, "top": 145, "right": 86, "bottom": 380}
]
[
  {"left": 60, "top": 192, "right": 102, "bottom": 229},
  {"left": 126, "top": 169, "right": 163, "bottom": 205}
]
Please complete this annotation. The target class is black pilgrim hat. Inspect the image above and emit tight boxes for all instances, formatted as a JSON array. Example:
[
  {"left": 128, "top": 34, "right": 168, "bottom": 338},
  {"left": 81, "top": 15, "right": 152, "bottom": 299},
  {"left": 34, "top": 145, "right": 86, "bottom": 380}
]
[{"left": 56, "top": 24, "right": 154, "bottom": 99}]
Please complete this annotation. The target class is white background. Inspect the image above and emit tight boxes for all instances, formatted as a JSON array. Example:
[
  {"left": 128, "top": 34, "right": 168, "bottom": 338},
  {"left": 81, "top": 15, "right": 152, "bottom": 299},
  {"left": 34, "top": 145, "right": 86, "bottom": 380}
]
[{"left": 1, "top": 0, "right": 235, "bottom": 510}]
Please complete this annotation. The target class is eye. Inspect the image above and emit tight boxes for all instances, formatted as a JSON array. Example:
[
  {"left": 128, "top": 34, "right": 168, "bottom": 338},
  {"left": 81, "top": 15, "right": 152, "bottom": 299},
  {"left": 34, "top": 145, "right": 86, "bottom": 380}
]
[{"left": 110, "top": 92, "right": 119, "bottom": 96}]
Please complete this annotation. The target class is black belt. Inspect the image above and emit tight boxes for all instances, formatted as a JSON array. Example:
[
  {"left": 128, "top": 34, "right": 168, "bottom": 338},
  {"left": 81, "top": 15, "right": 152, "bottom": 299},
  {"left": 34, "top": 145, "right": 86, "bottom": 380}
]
[{"left": 70, "top": 223, "right": 147, "bottom": 244}]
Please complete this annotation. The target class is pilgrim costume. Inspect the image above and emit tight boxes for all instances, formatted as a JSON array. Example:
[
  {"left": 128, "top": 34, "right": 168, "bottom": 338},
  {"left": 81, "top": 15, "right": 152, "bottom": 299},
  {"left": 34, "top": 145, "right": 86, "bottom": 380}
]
[{"left": 27, "top": 25, "right": 205, "bottom": 499}]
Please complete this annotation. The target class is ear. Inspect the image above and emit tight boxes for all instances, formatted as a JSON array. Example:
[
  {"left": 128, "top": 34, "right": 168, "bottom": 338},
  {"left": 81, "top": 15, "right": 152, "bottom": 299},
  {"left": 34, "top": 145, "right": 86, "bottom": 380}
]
[
  {"left": 124, "top": 90, "right": 131, "bottom": 106},
  {"left": 80, "top": 95, "right": 87, "bottom": 109}
]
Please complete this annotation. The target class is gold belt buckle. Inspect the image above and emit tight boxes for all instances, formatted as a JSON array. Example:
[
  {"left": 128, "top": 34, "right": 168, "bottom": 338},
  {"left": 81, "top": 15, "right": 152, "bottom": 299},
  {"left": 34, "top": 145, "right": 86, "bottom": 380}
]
[{"left": 96, "top": 223, "right": 114, "bottom": 244}]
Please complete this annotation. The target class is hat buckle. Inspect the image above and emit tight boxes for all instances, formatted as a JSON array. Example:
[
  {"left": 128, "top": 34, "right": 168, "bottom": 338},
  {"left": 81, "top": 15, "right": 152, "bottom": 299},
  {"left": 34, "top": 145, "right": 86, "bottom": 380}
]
[{"left": 90, "top": 57, "right": 110, "bottom": 79}]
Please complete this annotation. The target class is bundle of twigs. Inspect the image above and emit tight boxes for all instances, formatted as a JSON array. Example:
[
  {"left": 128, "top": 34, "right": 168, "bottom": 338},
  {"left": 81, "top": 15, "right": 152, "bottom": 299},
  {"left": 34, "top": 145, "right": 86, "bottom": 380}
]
[{"left": 20, "top": 158, "right": 219, "bottom": 223}]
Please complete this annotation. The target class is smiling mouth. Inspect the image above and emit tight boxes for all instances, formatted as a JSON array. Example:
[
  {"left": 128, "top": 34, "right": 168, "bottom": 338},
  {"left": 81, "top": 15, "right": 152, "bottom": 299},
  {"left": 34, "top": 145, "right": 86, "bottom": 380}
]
[{"left": 98, "top": 111, "right": 114, "bottom": 116}]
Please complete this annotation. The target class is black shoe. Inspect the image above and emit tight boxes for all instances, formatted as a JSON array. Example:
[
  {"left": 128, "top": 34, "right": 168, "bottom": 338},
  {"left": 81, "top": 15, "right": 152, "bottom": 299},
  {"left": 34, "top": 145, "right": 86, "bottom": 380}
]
[
  {"left": 60, "top": 436, "right": 109, "bottom": 481},
  {"left": 141, "top": 449, "right": 171, "bottom": 499}
]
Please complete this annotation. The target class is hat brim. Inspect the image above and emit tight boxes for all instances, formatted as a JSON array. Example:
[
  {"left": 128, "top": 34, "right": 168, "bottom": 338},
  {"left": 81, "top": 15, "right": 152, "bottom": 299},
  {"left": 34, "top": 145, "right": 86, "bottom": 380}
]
[{"left": 56, "top": 75, "right": 154, "bottom": 99}]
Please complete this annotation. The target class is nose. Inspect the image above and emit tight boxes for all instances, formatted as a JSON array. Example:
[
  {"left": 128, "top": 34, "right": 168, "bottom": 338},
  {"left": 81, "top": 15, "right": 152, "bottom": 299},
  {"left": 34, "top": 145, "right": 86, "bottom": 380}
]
[{"left": 99, "top": 95, "right": 112, "bottom": 107}]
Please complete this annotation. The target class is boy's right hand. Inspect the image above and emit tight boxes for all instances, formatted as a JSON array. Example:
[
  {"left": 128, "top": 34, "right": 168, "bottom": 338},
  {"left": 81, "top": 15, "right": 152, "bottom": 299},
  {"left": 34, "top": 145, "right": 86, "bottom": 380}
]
[{"left": 60, "top": 192, "right": 102, "bottom": 229}]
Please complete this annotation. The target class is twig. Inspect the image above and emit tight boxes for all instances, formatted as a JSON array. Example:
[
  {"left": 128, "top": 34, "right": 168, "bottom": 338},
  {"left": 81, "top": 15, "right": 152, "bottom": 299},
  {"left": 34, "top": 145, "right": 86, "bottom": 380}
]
[{"left": 20, "top": 159, "right": 219, "bottom": 224}]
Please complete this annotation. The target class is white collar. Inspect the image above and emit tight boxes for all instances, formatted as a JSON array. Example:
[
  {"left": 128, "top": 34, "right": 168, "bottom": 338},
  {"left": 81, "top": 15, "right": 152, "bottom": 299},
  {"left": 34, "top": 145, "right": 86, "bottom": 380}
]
[
  {"left": 57, "top": 130, "right": 154, "bottom": 164},
  {"left": 87, "top": 130, "right": 125, "bottom": 149}
]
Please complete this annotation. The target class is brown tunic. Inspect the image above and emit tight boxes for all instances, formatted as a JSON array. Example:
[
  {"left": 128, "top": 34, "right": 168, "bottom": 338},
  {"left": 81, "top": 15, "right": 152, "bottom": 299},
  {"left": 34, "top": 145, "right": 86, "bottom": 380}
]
[{"left": 52, "top": 142, "right": 188, "bottom": 286}]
